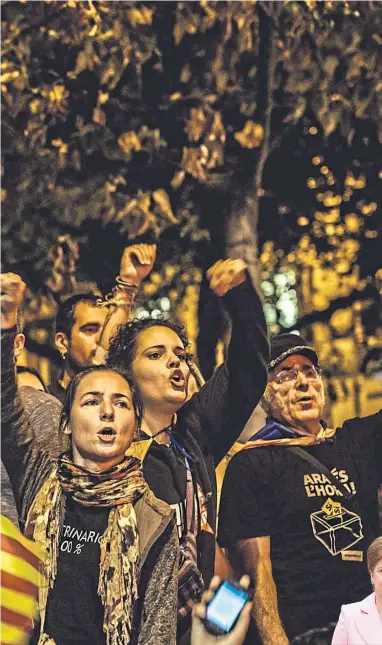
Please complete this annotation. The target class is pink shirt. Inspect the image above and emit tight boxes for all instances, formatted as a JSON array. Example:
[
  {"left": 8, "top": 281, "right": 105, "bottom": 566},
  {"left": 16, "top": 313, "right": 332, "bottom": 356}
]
[{"left": 332, "top": 593, "right": 382, "bottom": 645}]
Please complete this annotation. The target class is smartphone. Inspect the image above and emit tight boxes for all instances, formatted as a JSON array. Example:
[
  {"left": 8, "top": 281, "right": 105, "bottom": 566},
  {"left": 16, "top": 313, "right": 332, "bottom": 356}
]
[{"left": 203, "top": 580, "right": 251, "bottom": 636}]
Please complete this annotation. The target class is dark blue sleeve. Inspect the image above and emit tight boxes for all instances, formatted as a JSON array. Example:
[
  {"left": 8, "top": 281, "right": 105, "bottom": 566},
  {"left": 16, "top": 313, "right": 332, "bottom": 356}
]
[{"left": 340, "top": 409, "right": 382, "bottom": 486}]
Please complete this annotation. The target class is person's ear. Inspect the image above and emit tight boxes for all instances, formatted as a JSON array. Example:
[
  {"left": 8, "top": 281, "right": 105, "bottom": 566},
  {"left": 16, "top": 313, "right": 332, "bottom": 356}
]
[
  {"left": 14, "top": 333, "right": 25, "bottom": 358},
  {"left": 319, "top": 380, "right": 325, "bottom": 409},
  {"left": 261, "top": 386, "right": 272, "bottom": 416},
  {"left": 55, "top": 332, "right": 69, "bottom": 360}
]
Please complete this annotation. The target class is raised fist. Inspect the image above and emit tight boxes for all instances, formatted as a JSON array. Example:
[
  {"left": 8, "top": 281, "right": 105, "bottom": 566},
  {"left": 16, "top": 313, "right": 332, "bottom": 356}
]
[
  {"left": 207, "top": 259, "right": 247, "bottom": 297},
  {"left": 1, "top": 273, "right": 26, "bottom": 329},
  {"left": 120, "top": 244, "right": 157, "bottom": 287}
]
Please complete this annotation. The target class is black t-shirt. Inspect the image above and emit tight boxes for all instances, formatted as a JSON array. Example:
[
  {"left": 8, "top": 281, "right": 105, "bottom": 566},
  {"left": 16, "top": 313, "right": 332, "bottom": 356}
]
[
  {"left": 44, "top": 497, "right": 109, "bottom": 645},
  {"left": 218, "top": 412, "right": 382, "bottom": 638}
]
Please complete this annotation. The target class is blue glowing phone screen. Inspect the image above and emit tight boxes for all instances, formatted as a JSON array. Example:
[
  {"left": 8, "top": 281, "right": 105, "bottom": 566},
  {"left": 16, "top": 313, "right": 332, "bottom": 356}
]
[{"left": 206, "top": 582, "right": 248, "bottom": 632}]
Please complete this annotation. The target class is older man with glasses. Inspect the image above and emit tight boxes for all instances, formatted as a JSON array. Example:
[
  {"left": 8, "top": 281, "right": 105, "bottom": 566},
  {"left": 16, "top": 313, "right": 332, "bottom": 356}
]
[{"left": 218, "top": 333, "right": 382, "bottom": 645}]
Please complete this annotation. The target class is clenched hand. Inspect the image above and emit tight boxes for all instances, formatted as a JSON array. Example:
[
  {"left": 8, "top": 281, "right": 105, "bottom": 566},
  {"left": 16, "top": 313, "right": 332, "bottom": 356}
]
[
  {"left": 120, "top": 244, "right": 157, "bottom": 287},
  {"left": 207, "top": 259, "right": 247, "bottom": 297}
]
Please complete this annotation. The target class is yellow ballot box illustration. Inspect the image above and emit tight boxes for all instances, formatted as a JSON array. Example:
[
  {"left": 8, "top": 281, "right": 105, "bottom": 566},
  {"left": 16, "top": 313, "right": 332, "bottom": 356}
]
[{"left": 310, "top": 498, "right": 363, "bottom": 556}]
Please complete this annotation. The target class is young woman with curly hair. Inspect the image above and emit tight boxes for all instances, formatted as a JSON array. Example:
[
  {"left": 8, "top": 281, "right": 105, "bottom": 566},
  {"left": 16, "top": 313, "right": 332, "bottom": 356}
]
[{"left": 107, "top": 258, "right": 269, "bottom": 643}]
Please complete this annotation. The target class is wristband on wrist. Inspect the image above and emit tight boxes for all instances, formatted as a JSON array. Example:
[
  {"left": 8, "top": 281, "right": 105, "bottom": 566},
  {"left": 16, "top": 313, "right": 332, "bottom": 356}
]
[
  {"left": 96, "top": 276, "right": 139, "bottom": 308},
  {"left": 116, "top": 276, "right": 139, "bottom": 291},
  {"left": 97, "top": 286, "right": 136, "bottom": 308}
]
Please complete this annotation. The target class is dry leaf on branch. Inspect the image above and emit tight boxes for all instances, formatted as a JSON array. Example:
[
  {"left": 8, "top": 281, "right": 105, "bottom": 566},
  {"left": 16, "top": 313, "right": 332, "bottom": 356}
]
[
  {"left": 234, "top": 120, "right": 264, "bottom": 148},
  {"left": 118, "top": 131, "right": 141, "bottom": 153},
  {"left": 181, "top": 146, "right": 208, "bottom": 181},
  {"left": 171, "top": 170, "right": 186, "bottom": 190},
  {"left": 128, "top": 7, "right": 153, "bottom": 27},
  {"left": 45, "top": 234, "right": 80, "bottom": 295},
  {"left": 185, "top": 107, "right": 207, "bottom": 142},
  {"left": 152, "top": 189, "right": 179, "bottom": 223},
  {"left": 113, "top": 190, "right": 156, "bottom": 237},
  {"left": 93, "top": 107, "right": 106, "bottom": 126}
]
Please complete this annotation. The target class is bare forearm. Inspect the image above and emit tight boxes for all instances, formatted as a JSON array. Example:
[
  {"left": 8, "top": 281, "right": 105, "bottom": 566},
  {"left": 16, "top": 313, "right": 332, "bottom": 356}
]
[
  {"left": 98, "top": 304, "right": 132, "bottom": 352},
  {"left": 97, "top": 242, "right": 156, "bottom": 357},
  {"left": 252, "top": 562, "right": 289, "bottom": 645}
]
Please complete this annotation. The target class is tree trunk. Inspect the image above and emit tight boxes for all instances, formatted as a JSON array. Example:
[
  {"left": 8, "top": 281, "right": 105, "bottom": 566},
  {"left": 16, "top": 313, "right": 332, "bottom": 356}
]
[
  {"left": 225, "top": 3, "right": 278, "bottom": 290},
  {"left": 197, "top": 3, "right": 278, "bottom": 372},
  {"left": 225, "top": 190, "right": 261, "bottom": 288}
]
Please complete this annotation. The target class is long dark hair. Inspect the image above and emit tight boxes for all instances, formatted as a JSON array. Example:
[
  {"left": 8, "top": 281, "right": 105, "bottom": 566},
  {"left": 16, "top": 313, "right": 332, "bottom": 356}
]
[{"left": 59, "top": 365, "right": 143, "bottom": 441}]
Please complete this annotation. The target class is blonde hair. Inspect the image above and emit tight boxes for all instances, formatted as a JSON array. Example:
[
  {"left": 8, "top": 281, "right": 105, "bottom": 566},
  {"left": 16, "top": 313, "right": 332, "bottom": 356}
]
[{"left": 367, "top": 536, "right": 382, "bottom": 573}]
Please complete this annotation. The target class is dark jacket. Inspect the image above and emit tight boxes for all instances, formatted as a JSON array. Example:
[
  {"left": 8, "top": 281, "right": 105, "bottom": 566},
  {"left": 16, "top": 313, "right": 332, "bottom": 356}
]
[
  {"left": 1, "top": 386, "right": 62, "bottom": 526},
  {"left": 139, "top": 275, "right": 269, "bottom": 586},
  {"left": 47, "top": 378, "right": 66, "bottom": 404},
  {"left": 1, "top": 328, "right": 178, "bottom": 645}
]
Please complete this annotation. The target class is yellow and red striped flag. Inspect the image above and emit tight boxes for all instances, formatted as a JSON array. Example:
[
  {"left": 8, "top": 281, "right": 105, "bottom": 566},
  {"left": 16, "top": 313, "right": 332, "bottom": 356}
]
[{"left": 1, "top": 516, "right": 42, "bottom": 645}]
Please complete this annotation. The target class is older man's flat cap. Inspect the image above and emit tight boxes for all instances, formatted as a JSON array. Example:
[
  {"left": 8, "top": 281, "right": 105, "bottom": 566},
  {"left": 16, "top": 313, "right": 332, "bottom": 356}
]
[{"left": 269, "top": 333, "right": 319, "bottom": 371}]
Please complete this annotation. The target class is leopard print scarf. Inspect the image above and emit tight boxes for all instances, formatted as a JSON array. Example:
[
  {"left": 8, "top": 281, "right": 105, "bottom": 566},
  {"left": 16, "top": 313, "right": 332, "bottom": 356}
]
[{"left": 25, "top": 453, "right": 148, "bottom": 645}]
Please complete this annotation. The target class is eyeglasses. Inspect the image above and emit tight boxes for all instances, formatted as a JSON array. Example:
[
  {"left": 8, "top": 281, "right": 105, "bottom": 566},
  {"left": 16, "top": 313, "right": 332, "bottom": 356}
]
[{"left": 272, "top": 365, "right": 322, "bottom": 385}]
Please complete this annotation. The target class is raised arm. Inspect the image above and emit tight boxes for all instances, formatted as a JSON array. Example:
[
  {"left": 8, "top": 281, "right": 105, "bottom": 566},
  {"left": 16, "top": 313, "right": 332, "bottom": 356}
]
[
  {"left": 94, "top": 243, "right": 157, "bottom": 363},
  {"left": 340, "top": 410, "right": 382, "bottom": 488},
  {"left": 184, "top": 259, "right": 269, "bottom": 465},
  {"left": 1, "top": 273, "right": 53, "bottom": 526}
]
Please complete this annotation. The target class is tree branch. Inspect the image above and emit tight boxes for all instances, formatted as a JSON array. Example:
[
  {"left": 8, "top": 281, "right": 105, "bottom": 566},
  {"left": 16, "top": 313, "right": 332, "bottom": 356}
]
[
  {"left": 288, "top": 284, "right": 379, "bottom": 331},
  {"left": 224, "top": 3, "right": 279, "bottom": 286},
  {"left": 253, "top": 4, "right": 278, "bottom": 193}
]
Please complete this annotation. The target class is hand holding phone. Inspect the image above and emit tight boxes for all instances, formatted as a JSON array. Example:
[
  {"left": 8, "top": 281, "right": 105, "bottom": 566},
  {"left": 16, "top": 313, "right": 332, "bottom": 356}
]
[{"left": 191, "top": 575, "right": 252, "bottom": 645}]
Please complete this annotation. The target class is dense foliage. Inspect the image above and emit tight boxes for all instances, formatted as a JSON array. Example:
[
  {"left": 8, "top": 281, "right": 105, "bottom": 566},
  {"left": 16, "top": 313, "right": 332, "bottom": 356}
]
[{"left": 2, "top": 1, "right": 381, "bottom": 344}]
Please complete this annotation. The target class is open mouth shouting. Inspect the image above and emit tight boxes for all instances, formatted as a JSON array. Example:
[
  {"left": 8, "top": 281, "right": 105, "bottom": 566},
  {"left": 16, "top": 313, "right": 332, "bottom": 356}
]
[
  {"left": 295, "top": 395, "right": 316, "bottom": 408},
  {"left": 169, "top": 369, "right": 186, "bottom": 391},
  {"left": 97, "top": 427, "right": 117, "bottom": 443}
]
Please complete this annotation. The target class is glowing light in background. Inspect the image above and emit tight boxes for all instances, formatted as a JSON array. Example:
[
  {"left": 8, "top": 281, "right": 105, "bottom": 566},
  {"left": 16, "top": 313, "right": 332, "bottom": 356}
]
[{"left": 261, "top": 268, "right": 298, "bottom": 334}]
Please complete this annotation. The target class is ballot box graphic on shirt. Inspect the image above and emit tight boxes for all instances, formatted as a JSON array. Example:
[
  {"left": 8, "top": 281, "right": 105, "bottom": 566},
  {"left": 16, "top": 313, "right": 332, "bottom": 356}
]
[{"left": 310, "top": 497, "right": 363, "bottom": 556}]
